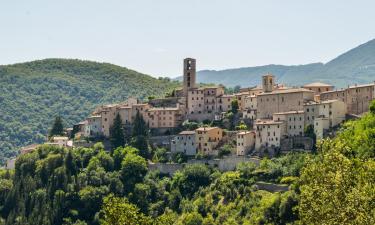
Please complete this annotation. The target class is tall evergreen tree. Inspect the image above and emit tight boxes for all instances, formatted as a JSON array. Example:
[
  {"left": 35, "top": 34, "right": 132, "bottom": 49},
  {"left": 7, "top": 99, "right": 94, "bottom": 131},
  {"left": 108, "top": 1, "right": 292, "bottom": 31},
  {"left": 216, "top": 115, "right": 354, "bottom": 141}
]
[
  {"left": 49, "top": 116, "right": 64, "bottom": 138},
  {"left": 110, "top": 114, "right": 125, "bottom": 149},
  {"left": 132, "top": 110, "right": 148, "bottom": 136},
  {"left": 131, "top": 111, "right": 149, "bottom": 158}
]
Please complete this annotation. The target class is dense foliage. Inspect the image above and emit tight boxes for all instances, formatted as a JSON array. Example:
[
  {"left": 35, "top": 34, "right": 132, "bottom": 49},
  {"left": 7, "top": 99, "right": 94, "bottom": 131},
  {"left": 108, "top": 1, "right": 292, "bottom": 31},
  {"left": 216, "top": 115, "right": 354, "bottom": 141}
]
[
  {"left": 0, "top": 59, "right": 179, "bottom": 164},
  {"left": 299, "top": 105, "right": 375, "bottom": 224},
  {"left": 0, "top": 142, "right": 308, "bottom": 224}
]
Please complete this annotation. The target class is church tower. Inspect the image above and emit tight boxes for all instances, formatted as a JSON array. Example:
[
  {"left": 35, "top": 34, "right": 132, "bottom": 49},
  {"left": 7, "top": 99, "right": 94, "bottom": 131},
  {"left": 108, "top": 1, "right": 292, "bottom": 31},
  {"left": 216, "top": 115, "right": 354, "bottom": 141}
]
[
  {"left": 262, "top": 74, "right": 275, "bottom": 93},
  {"left": 183, "top": 58, "right": 196, "bottom": 97}
]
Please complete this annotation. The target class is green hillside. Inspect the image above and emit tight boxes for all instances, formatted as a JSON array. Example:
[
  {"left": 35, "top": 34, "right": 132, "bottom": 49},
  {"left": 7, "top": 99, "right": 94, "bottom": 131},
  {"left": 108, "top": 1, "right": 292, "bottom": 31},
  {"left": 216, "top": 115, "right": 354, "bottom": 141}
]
[
  {"left": 0, "top": 59, "right": 179, "bottom": 164},
  {"left": 188, "top": 39, "right": 375, "bottom": 87}
]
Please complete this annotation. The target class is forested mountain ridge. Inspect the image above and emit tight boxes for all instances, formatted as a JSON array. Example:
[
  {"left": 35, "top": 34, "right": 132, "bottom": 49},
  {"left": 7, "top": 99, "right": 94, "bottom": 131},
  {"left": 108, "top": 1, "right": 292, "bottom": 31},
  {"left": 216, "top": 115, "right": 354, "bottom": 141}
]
[
  {"left": 176, "top": 39, "right": 375, "bottom": 87},
  {"left": 0, "top": 59, "right": 179, "bottom": 164}
]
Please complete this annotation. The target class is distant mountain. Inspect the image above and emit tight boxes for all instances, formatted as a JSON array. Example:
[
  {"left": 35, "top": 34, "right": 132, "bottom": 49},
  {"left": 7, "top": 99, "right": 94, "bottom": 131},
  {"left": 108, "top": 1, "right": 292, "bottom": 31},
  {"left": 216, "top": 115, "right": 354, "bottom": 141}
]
[
  {"left": 176, "top": 39, "right": 375, "bottom": 87},
  {"left": 0, "top": 59, "right": 178, "bottom": 164}
]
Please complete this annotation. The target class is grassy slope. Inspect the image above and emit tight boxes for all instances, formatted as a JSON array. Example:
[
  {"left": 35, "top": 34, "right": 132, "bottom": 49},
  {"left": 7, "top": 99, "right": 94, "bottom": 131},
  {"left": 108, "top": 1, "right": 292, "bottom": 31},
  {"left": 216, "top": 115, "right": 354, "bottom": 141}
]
[{"left": 0, "top": 58, "right": 179, "bottom": 163}]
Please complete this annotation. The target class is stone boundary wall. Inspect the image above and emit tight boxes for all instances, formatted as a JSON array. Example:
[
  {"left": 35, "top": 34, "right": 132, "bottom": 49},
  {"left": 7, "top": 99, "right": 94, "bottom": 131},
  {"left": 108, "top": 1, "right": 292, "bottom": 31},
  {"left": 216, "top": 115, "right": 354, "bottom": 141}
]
[
  {"left": 188, "top": 156, "right": 260, "bottom": 172},
  {"left": 148, "top": 162, "right": 184, "bottom": 175},
  {"left": 148, "top": 156, "right": 261, "bottom": 175}
]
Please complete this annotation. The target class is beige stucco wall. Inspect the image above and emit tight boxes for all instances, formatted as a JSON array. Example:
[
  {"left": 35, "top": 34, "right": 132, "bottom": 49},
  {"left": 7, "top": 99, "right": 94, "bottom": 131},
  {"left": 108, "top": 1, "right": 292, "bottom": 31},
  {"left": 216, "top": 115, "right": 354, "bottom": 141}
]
[
  {"left": 236, "top": 131, "right": 255, "bottom": 156},
  {"left": 196, "top": 127, "right": 223, "bottom": 155}
]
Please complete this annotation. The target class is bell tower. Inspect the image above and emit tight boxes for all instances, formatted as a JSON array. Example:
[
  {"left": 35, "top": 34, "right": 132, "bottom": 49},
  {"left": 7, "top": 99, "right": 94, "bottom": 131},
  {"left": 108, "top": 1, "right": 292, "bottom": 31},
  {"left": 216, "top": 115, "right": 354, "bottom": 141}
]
[
  {"left": 183, "top": 58, "right": 196, "bottom": 96},
  {"left": 262, "top": 74, "right": 275, "bottom": 93}
]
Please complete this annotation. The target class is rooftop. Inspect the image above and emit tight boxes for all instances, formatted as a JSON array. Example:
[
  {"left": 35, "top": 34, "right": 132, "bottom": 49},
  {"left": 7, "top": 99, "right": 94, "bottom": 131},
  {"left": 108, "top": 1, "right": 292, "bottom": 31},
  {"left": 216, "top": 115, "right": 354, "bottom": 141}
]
[
  {"left": 258, "top": 88, "right": 313, "bottom": 96},
  {"left": 237, "top": 131, "right": 255, "bottom": 135},
  {"left": 348, "top": 83, "right": 375, "bottom": 89},
  {"left": 303, "top": 82, "right": 333, "bottom": 87},
  {"left": 148, "top": 107, "right": 180, "bottom": 111},
  {"left": 196, "top": 126, "right": 220, "bottom": 131},
  {"left": 255, "top": 119, "right": 284, "bottom": 125},
  {"left": 53, "top": 136, "right": 69, "bottom": 141},
  {"left": 273, "top": 110, "right": 304, "bottom": 115}
]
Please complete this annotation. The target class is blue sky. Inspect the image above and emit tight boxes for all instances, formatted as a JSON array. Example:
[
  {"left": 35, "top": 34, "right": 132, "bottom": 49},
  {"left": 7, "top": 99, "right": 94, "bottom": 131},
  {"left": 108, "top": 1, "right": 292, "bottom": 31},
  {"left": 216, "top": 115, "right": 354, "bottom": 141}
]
[{"left": 1, "top": 0, "right": 375, "bottom": 77}]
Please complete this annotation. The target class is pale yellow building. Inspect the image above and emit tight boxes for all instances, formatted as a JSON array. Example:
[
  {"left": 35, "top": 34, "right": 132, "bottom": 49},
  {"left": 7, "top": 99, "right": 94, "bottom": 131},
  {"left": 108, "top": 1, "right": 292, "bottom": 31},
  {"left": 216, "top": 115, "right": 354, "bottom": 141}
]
[
  {"left": 196, "top": 127, "right": 223, "bottom": 155},
  {"left": 236, "top": 131, "right": 256, "bottom": 156}
]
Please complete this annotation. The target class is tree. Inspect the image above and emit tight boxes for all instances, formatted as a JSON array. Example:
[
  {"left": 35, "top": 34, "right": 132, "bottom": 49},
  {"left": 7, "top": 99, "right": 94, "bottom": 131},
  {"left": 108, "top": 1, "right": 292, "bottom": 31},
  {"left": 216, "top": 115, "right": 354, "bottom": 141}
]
[
  {"left": 218, "top": 144, "right": 232, "bottom": 158},
  {"left": 304, "top": 124, "right": 316, "bottom": 150},
  {"left": 152, "top": 147, "right": 168, "bottom": 163},
  {"left": 173, "top": 164, "right": 211, "bottom": 197},
  {"left": 231, "top": 99, "right": 239, "bottom": 114},
  {"left": 121, "top": 153, "right": 148, "bottom": 193},
  {"left": 110, "top": 114, "right": 125, "bottom": 149},
  {"left": 178, "top": 212, "right": 203, "bottom": 225},
  {"left": 132, "top": 110, "right": 148, "bottom": 136},
  {"left": 131, "top": 136, "right": 149, "bottom": 159},
  {"left": 49, "top": 116, "right": 64, "bottom": 137},
  {"left": 100, "top": 194, "right": 152, "bottom": 225},
  {"left": 131, "top": 111, "right": 150, "bottom": 158},
  {"left": 370, "top": 99, "right": 375, "bottom": 114},
  {"left": 235, "top": 121, "right": 247, "bottom": 130}
]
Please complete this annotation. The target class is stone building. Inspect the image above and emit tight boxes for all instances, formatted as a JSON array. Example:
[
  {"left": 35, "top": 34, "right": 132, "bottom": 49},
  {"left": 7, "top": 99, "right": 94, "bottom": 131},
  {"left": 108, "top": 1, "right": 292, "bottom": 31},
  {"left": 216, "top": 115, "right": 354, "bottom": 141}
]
[
  {"left": 243, "top": 95, "right": 257, "bottom": 120},
  {"left": 196, "top": 127, "right": 223, "bottom": 155},
  {"left": 254, "top": 119, "right": 286, "bottom": 150},
  {"left": 273, "top": 111, "right": 305, "bottom": 137},
  {"left": 86, "top": 115, "right": 103, "bottom": 137},
  {"left": 303, "top": 82, "right": 334, "bottom": 95},
  {"left": 171, "top": 131, "right": 196, "bottom": 156},
  {"left": 257, "top": 88, "right": 314, "bottom": 119},
  {"left": 304, "top": 100, "right": 347, "bottom": 128},
  {"left": 144, "top": 106, "right": 183, "bottom": 129},
  {"left": 320, "top": 83, "right": 375, "bottom": 115},
  {"left": 236, "top": 131, "right": 256, "bottom": 156}
]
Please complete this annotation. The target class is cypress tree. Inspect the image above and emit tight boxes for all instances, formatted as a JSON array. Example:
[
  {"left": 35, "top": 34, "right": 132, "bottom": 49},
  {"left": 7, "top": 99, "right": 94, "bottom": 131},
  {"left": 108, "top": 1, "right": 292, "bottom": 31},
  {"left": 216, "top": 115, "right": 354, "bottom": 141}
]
[
  {"left": 49, "top": 116, "right": 64, "bottom": 138},
  {"left": 131, "top": 111, "right": 149, "bottom": 158},
  {"left": 110, "top": 114, "right": 125, "bottom": 149}
]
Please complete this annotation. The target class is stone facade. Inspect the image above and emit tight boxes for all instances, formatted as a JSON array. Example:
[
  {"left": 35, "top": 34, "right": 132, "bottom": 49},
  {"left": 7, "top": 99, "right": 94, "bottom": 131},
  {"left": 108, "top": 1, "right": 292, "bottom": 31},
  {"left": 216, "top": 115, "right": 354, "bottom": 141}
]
[
  {"left": 303, "top": 82, "right": 334, "bottom": 95},
  {"left": 255, "top": 119, "right": 286, "bottom": 150},
  {"left": 273, "top": 111, "right": 305, "bottom": 137},
  {"left": 320, "top": 83, "right": 375, "bottom": 115},
  {"left": 257, "top": 88, "right": 314, "bottom": 119},
  {"left": 196, "top": 127, "right": 223, "bottom": 155},
  {"left": 171, "top": 131, "right": 197, "bottom": 156},
  {"left": 236, "top": 131, "right": 256, "bottom": 156}
]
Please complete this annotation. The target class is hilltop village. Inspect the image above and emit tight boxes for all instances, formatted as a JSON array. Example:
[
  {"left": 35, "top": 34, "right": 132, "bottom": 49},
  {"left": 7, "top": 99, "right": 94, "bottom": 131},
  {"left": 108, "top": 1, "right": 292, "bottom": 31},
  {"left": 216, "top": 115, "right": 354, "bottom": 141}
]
[{"left": 11, "top": 58, "right": 375, "bottom": 169}]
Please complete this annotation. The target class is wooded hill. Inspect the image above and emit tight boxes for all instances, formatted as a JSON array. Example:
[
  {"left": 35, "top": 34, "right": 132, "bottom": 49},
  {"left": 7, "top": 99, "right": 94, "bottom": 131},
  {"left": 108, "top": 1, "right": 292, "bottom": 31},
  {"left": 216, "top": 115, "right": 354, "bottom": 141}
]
[{"left": 0, "top": 59, "right": 179, "bottom": 164}]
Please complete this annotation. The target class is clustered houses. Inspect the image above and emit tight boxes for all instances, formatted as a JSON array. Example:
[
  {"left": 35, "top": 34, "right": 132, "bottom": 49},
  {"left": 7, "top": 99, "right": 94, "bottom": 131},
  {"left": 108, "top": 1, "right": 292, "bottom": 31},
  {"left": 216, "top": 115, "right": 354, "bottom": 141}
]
[{"left": 73, "top": 57, "right": 375, "bottom": 157}]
